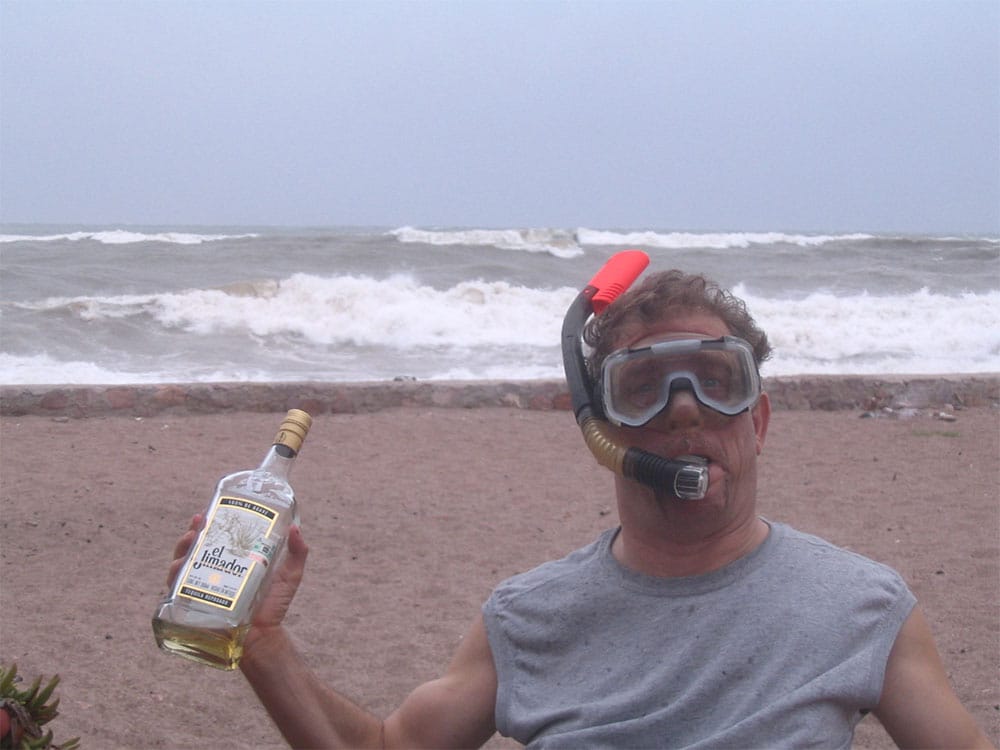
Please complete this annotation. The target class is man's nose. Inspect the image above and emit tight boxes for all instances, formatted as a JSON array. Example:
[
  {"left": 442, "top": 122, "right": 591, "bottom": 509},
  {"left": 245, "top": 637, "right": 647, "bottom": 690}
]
[{"left": 653, "top": 384, "right": 703, "bottom": 430}]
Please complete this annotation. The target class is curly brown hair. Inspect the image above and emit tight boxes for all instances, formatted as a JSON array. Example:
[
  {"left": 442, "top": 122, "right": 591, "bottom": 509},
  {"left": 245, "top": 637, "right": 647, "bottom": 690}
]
[{"left": 582, "top": 270, "right": 772, "bottom": 382}]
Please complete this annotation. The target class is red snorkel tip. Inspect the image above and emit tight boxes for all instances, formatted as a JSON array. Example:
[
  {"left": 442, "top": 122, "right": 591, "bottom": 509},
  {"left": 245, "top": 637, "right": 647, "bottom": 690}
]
[{"left": 587, "top": 250, "right": 650, "bottom": 314}]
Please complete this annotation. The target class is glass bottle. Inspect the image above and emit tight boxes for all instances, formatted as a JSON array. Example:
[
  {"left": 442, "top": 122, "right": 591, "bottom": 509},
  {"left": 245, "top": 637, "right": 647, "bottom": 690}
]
[{"left": 152, "top": 408, "right": 312, "bottom": 670}]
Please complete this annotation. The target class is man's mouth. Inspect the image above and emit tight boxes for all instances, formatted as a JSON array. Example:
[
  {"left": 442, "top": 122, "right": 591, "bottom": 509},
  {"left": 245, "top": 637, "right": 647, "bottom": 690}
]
[{"left": 675, "top": 454, "right": 710, "bottom": 466}]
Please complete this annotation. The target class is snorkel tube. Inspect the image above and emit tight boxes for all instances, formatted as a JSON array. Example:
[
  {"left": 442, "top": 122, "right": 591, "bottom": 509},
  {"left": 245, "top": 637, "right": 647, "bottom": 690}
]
[{"left": 561, "top": 250, "right": 709, "bottom": 500}]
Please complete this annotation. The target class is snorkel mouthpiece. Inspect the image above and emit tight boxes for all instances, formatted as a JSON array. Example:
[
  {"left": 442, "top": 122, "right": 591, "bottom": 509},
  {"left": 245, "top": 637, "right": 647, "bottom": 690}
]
[
  {"left": 662, "top": 455, "right": 710, "bottom": 500},
  {"left": 578, "top": 416, "right": 709, "bottom": 500},
  {"left": 674, "top": 464, "right": 710, "bottom": 500},
  {"left": 561, "top": 251, "right": 709, "bottom": 501}
]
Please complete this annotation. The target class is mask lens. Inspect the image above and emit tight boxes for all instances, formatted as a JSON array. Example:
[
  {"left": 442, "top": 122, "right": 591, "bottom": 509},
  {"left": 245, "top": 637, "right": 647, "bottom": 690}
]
[{"left": 601, "top": 337, "right": 760, "bottom": 425}]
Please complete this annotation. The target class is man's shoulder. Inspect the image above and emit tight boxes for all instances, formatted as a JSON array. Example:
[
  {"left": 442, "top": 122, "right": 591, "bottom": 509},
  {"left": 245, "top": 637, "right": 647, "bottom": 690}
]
[
  {"left": 488, "top": 528, "right": 615, "bottom": 606},
  {"left": 771, "top": 521, "right": 911, "bottom": 595},
  {"left": 776, "top": 522, "right": 893, "bottom": 564}
]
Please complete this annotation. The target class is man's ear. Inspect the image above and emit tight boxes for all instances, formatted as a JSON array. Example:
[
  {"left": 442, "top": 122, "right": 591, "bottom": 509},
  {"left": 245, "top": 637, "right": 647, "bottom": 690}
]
[{"left": 752, "top": 391, "right": 771, "bottom": 455}]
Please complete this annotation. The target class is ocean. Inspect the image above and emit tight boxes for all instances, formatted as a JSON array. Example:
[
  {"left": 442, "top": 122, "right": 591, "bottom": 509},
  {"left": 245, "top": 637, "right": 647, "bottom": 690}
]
[{"left": 1, "top": 226, "right": 997, "bottom": 385}]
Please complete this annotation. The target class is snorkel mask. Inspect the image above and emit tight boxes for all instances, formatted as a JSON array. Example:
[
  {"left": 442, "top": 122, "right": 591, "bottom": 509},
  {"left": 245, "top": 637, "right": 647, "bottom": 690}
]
[
  {"left": 561, "top": 250, "right": 712, "bottom": 500},
  {"left": 600, "top": 335, "right": 762, "bottom": 427}
]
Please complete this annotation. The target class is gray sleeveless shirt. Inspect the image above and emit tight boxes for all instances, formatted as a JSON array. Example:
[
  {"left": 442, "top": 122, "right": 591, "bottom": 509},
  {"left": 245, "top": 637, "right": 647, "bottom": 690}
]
[{"left": 482, "top": 521, "right": 915, "bottom": 749}]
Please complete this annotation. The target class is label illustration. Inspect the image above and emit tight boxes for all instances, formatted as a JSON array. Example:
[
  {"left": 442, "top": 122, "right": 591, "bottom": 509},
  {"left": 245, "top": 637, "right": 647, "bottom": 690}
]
[{"left": 178, "top": 496, "right": 278, "bottom": 610}]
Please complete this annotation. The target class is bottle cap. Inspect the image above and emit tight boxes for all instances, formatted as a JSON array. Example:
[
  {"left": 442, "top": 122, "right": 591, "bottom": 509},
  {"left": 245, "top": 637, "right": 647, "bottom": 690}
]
[{"left": 274, "top": 409, "right": 312, "bottom": 453}]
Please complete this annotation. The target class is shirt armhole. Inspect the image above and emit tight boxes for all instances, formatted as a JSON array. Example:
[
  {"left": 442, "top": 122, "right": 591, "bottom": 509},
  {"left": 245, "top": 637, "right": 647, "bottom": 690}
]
[
  {"left": 864, "top": 581, "right": 917, "bottom": 709},
  {"left": 482, "top": 594, "right": 514, "bottom": 737}
]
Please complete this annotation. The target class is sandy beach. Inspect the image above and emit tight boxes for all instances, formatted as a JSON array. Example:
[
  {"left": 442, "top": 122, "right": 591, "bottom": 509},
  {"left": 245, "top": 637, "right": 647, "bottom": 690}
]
[{"left": 1, "top": 403, "right": 997, "bottom": 748}]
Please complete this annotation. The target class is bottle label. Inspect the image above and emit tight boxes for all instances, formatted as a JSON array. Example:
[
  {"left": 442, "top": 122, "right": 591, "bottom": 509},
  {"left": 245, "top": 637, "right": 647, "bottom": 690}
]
[{"left": 177, "top": 496, "right": 278, "bottom": 610}]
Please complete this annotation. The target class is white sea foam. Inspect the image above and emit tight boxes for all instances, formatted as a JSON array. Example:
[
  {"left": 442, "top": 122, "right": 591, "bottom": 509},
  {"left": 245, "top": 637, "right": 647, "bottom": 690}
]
[
  {"left": 0, "top": 352, "right": 279, "bottom": 384},
  {"left": 0, "top": 353, "right": 159, "bottom": 385},
  {"left": 0, "top": 230, "right": 257, "bottom": 244},
  {"left": 10, "top": 273, "right": 998, "bottom": 383},
  {"left": 390, "top": 226, "right": 583, "bottom": 258},
  {"left": 743, "top": 286, "right": 1000, "bottom": 376},
  {"left": 575, "top": 229, "right": 875, "bottom": 249},
  {"left": 25, "top": 274, "right": 581, "bottom": 349}
]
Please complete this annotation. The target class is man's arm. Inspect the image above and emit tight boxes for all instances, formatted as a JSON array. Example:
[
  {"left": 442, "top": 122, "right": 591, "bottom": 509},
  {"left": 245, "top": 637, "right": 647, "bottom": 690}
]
[
  {"left": 239, "top": 624, "right": 385, "bottom": 748},
  {"left": 204, "top": 522, "right": 498, "bottom": 749},
  {"left": 873, "top": 606, "right": 994, "bottom": 749},
  {"left": 383, "top": 614, "right": 498, "bottom": 749},
  {"left": 239, "top": 614, "right": 497, "bottom": 749}
]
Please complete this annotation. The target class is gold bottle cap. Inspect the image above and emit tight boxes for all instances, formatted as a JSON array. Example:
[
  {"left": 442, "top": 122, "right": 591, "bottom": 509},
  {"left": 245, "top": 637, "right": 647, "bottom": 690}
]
[{"left": 273, "top": 408, "right": 312, "bottom": 453}]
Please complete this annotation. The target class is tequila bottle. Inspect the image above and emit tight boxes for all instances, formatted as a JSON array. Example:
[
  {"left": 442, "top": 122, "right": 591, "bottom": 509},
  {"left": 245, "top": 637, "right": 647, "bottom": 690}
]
[{"left": 153, "top": 409, "right": 311, "bottom": 670}]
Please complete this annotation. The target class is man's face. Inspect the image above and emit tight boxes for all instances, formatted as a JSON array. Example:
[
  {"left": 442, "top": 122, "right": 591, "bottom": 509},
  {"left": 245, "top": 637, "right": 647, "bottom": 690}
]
[{"left": 606, "top": 311, "right": 770, "bottom": 528}]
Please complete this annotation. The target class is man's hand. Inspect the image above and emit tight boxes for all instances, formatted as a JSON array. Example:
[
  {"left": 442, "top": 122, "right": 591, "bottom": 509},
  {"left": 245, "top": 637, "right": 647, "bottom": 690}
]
[
  {"left": 165, "top": 513, "right": 309, "bottom": 646},
  {"left": 247, "top": 524, "right": 309, "bottom": 634}
]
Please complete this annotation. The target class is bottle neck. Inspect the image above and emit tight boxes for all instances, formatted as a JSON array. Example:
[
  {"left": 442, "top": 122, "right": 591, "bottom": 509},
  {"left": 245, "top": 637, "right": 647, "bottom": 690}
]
[{"left": 258, "top": 442, "right": 297, "bottom": 479}]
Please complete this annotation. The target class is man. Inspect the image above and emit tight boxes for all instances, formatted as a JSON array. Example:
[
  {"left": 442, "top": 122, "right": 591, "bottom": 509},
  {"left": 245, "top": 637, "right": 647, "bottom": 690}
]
[{"left": 169, "top": 269, "right": 992, "bottom": 749}]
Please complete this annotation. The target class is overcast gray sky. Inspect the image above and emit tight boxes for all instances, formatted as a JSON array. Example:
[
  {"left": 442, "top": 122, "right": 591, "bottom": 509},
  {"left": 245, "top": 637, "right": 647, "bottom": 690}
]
[{"left": 1, "top": 0, "right": 997, "bottom": 233}]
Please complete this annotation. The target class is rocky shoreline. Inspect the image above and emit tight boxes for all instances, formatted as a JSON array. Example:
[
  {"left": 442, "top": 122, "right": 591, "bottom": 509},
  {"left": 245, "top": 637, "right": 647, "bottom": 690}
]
[{"left": 2, "top": 374, "right": 997, "bottom": 418}]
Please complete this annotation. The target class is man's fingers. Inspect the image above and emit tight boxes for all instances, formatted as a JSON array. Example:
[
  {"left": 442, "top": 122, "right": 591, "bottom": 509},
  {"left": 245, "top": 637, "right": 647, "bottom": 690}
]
[
  {"left": 274, "top": 525, "right": 309, "bottom": 588},
  {"left": 286, "top": 524, "right": 308, "bottom": 558},
  {"left": 172, "top": 514, "right": 202, "bottom": 557},
  {"left": 166, "top": 558, "right": 185, "bottom": 587},
  {"left": 166, "top": 514, "right": 203, "bottom": 586}
]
